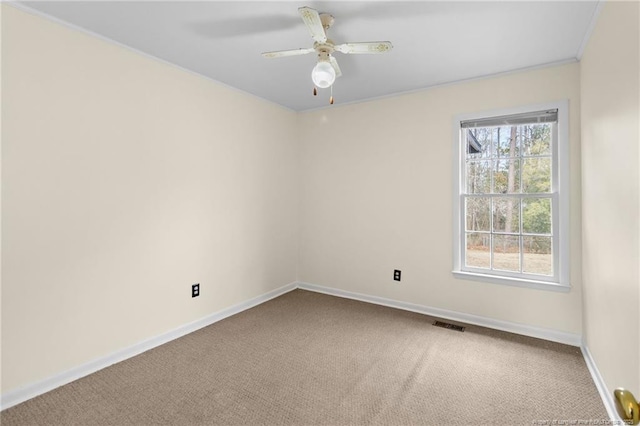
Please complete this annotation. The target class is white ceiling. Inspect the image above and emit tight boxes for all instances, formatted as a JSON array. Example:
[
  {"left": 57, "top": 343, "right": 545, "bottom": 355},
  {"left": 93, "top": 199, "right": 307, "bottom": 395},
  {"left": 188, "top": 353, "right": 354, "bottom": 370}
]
[{"left": 17, "top": 1, "right": 600, "bottom": 111}]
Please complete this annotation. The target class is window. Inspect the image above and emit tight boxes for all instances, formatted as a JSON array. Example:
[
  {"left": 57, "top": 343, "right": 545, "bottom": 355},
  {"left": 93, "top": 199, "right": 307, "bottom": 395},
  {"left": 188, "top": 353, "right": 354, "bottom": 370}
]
[{"left": 452, "top": 102, "right": 569, "bottom": 291}]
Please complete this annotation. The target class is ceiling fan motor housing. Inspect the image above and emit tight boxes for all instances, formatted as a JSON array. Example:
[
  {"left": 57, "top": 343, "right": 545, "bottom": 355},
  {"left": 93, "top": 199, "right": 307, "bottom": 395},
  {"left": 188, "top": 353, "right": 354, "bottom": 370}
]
[{"left": 316, "top": 48, "right": 333, "bottom": 61}]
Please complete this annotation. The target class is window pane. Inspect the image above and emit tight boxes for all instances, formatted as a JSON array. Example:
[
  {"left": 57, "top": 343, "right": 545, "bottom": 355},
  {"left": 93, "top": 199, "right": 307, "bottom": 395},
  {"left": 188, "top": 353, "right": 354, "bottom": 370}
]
[
  {"left": 523, "top": 236, "right": 553, "bottom": 275},
  {"left": 522, "top": 198, "right": 552, "bottom": 234},
  {"left": 466, "top": 233, "right": 490, "bottom": 269},
  {"left": 521, "top": 124, "right": 551, "bottom": 156},
  {"left": 522, "top": 157, "right": 551, "bottom": 193},
  {"left": 466, "top": 197, "right": 491, "bottom": 232},
  {"left": 493, "top": 235, "right": 520, "bottom": 272},
  {"left": 493, "top": 197, "right": 520, "bottom": 233},
  {"left": 466, "top": 128, "right": 492, "bottom": 159},
  {"left": 466, "top": 160, "right": 491, "bottom": 193},
  {"left": 495, "top": 126, "right": 520, "bottom": 158},
  {"left": 494, "top": 159, "right": 520, "bottom": 194}
]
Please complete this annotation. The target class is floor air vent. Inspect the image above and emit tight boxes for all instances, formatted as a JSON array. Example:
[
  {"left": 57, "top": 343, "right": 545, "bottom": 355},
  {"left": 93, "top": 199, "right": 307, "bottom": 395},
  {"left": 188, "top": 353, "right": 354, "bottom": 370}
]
[{"left": 433, "top": 321, "right": 465, "bottom": 332}]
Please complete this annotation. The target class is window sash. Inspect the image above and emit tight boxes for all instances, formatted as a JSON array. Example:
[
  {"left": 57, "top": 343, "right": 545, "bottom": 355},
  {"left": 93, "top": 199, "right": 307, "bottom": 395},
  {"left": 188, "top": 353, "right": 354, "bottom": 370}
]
[{"left": 461, "top": 193, "right": 558, "bottom": 281}]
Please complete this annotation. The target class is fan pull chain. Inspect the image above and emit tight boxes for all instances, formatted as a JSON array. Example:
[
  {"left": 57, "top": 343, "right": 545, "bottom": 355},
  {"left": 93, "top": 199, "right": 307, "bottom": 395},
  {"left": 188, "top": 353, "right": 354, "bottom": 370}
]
[
  {"left": 329, "top": 85, "right": 334, "bottom": 105},
  {"left": 313, "top": 87, "right": 317, "bottom": 96}
]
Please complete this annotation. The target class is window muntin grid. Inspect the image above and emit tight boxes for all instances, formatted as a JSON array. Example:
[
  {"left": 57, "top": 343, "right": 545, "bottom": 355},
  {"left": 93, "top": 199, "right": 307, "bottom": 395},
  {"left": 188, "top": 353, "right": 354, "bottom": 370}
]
[{"left": 461, "top": 121, "right": 557, "bottom": 280}]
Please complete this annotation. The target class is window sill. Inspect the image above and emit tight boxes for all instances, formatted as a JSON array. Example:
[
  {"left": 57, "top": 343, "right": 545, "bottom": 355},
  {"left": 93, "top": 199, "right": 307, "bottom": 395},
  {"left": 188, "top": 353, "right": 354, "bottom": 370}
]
[{"left": 452, "top": 270, "right": 571, "bottom": 292}]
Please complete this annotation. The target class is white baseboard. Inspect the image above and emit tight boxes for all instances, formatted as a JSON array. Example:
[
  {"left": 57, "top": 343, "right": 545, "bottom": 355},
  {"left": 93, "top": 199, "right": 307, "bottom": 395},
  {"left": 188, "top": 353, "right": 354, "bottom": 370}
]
[
  {"left": 580, "top": 344, "right": 620, "bottom": 422},
  {"left": 0, "top": 282, "right": 297, "bottom": 410},
  {"left": 3, "top": 279, "right": 615, "bottom": 421},
  {"left": 297, "top": 282, "right": 582, "bottom": 346}
]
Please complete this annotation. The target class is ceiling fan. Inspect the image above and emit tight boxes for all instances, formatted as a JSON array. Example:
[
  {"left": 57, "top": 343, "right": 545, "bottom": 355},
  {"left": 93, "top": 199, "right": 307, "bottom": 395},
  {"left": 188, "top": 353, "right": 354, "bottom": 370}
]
[{"left": 262, "top": 6, "right": 393, "bottom": 104}]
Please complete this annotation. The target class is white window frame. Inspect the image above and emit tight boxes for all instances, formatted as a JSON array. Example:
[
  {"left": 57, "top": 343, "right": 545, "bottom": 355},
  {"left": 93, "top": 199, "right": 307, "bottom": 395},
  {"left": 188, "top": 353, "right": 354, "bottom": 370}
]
[{"left": 452, "top": 100, "right": 570, "bottom": 292}]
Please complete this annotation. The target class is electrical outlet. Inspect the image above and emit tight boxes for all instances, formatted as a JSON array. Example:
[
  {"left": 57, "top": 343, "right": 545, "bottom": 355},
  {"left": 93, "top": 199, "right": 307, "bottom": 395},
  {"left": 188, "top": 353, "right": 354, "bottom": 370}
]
[
  {"left": 394, "top": 270, "right": 401, "bottom": 281},
  {"left": 192, "top": 283, "right": 200, "bottom": 298}
]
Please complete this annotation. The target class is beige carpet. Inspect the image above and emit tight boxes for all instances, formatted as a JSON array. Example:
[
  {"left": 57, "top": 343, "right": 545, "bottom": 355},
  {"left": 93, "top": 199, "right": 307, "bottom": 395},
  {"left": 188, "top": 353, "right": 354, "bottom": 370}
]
[{"left": 1, "top": 289, "right": 607, "bottom": 425}]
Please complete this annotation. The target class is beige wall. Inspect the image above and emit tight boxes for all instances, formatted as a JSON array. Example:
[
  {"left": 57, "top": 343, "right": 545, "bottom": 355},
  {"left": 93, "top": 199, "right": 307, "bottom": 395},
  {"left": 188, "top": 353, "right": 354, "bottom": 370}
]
[
  {"left": 581, "top": 1, "right": 640, "bottom": 397},
  {"left": 298, "top": 62, "right": 583, "bottom": 334},
  {"left": 1, "top": 5, "right": 298, "bottom": 393}
]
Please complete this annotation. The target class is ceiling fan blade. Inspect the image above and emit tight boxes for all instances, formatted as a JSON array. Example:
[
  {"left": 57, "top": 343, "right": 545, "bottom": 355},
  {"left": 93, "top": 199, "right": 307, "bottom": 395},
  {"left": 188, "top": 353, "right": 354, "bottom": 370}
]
[
  {"left": 298, "top": 6, "right": 327, "bottom": 43},
  {"left": 329, "top": 56, "right": 342, "bottom": 78},
  {"left": 334, "top": 42, "right": 393, "bottom": 54},
  {"left": 262, "top": 48, "right": 315, "bottom": 59}
]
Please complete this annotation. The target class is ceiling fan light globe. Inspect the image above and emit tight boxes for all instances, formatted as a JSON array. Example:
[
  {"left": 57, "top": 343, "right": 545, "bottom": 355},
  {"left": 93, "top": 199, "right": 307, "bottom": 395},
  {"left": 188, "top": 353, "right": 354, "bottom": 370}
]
[{"left": 311, "top": 61, "right": 336, "bottom": 88}]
